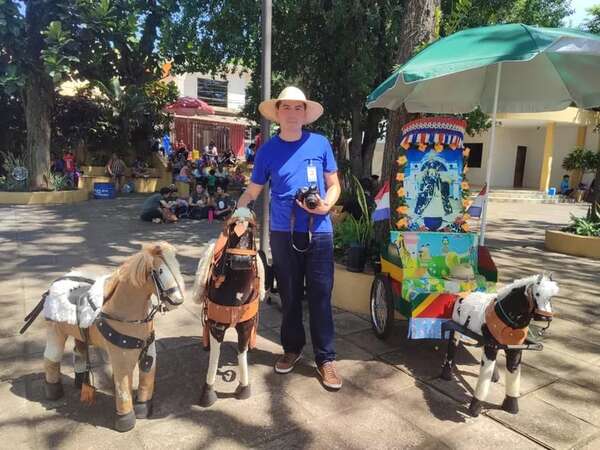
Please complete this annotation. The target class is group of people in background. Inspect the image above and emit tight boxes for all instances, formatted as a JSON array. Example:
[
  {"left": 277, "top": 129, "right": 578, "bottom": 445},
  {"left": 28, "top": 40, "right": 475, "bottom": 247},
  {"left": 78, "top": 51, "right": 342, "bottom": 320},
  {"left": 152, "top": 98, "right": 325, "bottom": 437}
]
[
  {"left": 139, "top": 183, "right": 235, "bottom": 224},
  {"left": 50, "top": 150, "right": 79, "bottom": 187}
]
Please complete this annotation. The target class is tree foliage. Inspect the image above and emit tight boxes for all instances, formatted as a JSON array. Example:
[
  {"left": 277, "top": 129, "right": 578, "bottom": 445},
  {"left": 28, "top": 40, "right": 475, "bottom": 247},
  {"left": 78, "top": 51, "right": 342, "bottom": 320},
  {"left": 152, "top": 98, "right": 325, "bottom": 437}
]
[
  {"left": 585, "top": 4, "right": 600, "bottom": 35},
  {"left": 0, "top": 0, "right": 184, "bottom": 187},
  {"left": 167, "top": 0, "right": 405, "bottom": 177}
]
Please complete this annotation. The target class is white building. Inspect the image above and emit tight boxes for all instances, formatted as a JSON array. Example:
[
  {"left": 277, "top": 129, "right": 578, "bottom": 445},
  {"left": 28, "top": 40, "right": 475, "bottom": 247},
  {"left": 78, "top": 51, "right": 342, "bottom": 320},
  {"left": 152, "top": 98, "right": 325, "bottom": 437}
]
[
  {"left": 464, "top": 108, "right": 599, "bottom": 191},
  {"left": 371, "top": 107, "right": 599, "bottom": 192},
  {"left": 168, "top": 70, "right": 252, "bottom": 113}
]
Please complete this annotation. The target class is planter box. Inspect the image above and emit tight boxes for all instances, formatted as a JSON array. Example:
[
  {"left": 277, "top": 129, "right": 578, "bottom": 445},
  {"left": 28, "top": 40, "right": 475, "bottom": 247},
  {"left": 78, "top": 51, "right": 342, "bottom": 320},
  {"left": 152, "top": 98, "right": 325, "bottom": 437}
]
[
  {"left": 332, "top": 263, "right": 372, "bottom": 315},
  {"left": 545, "top": 229, "right": 600, "bottom": 259},
  {"left": 0, "top": 189, "right": 88, "bottom": 205}
]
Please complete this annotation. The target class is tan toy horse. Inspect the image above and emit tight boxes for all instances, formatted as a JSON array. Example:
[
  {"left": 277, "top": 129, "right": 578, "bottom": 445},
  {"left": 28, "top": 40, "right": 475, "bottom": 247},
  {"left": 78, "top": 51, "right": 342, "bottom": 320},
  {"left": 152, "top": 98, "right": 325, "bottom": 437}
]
[{"left": 21, "top": 242, "right": 185, "bottom": 432}]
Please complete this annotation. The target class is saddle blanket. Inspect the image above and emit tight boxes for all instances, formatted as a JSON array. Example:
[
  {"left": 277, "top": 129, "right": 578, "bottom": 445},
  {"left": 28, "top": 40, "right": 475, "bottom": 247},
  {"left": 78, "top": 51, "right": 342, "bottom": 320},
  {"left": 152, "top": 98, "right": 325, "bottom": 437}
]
[{"left": 43, "top": 271, "right": 110, "bottom": 328}]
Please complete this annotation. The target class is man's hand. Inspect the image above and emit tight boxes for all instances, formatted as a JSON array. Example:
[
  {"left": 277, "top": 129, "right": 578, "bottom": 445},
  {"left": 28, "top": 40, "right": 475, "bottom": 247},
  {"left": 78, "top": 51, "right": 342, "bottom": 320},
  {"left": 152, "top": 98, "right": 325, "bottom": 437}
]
[{"left": 295, "top": 194, "right": 331, "bottom": 215}]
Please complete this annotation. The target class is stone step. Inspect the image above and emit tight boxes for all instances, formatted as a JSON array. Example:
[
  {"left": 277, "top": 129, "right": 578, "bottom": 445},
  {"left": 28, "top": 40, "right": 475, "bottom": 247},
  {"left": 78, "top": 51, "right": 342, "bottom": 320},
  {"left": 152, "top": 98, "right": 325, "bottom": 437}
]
[
  {"left": 488, "top": 193, "right": 548, "bottom": 199},
  {"left": 481, "top": 196, "right": 578, "bottom": 204}
]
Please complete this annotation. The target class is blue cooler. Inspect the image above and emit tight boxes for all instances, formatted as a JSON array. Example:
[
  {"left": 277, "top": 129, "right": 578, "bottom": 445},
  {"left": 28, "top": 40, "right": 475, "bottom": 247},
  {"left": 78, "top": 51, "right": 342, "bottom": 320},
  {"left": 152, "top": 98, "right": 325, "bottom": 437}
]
[
  {"left": 548, "top": 187, "right": 557, "bottom": 196},
  {"left": 93, "top": 182, "right": 116, "bottom": 199}
]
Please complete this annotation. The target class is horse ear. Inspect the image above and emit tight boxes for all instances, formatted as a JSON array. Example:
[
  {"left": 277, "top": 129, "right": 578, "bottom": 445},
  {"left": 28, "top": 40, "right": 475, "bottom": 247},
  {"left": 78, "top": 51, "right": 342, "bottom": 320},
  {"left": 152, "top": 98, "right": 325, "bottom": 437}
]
[
  {"left": 536, "top": 273, "right": 543, "bottom": 284},
  {"left": 148, "top": 244, "right": 163, "bottom": 257}
]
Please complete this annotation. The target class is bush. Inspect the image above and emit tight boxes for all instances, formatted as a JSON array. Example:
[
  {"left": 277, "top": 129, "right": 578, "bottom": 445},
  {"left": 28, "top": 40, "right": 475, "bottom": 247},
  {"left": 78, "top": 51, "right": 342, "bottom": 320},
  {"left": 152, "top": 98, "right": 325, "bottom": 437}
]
[
  {"left": 0, "top": 151, "right": 27, "bottom": 191},
  {"left": 562, "top": 212, "right": 600, "bottom": 237}
]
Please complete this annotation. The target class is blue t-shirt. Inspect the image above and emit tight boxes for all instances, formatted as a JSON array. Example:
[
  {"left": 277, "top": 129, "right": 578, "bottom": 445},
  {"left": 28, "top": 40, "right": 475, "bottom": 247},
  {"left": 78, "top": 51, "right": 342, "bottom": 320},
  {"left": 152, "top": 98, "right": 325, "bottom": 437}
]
[{"left": 251, "top": 131, "right": 338, "bottom": 233}]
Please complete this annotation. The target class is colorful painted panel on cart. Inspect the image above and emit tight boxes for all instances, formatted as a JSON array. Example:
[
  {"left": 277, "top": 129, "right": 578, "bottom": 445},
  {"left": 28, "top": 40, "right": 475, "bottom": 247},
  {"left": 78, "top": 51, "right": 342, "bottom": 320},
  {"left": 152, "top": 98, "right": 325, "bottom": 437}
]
[
  {"left": 407, "top": 293, "right": 459, "bottom": 339},
  {"left": 389, "top": 231, "right": 478, "bottom": 280},
  {"left": 391, "top": 117, "right": 471, "bottom": 233},
  {"left": 404, "top": 147, "right": 463, "bottom": 231}
]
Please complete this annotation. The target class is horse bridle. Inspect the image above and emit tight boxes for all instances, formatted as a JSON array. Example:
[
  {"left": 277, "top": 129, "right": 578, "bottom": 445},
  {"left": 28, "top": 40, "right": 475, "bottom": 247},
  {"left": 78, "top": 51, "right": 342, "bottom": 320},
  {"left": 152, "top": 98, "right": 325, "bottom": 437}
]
[
  {"left": 525, "top": 284, "right": 554, "bottom": 321},
  {"left": 151, "top": 256, "right": 185, "bottom": 307},
  {"left": 101, "top": 255, "right": 183, "bottom": 325}
]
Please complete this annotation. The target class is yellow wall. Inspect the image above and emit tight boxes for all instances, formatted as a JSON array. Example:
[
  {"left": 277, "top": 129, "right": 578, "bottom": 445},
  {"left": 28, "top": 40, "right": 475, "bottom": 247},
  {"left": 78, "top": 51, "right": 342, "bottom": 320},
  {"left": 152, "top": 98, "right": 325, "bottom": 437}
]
[{"left": 539, "top": 122, "right": 555, "bottom": 192}]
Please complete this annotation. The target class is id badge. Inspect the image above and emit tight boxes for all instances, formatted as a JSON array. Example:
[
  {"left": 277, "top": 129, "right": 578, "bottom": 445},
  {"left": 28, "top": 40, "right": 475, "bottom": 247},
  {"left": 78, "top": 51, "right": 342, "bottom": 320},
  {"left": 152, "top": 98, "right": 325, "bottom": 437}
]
[{"left": 306, "top": 162, "right": 318, "bottom": 184}]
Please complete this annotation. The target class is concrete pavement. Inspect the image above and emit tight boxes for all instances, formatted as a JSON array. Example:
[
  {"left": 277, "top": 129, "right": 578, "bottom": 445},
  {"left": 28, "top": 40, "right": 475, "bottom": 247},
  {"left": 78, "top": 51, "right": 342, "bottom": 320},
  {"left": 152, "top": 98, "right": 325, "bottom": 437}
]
[{"left": 0, "top": 195, "right": 599, "bottom": 449}]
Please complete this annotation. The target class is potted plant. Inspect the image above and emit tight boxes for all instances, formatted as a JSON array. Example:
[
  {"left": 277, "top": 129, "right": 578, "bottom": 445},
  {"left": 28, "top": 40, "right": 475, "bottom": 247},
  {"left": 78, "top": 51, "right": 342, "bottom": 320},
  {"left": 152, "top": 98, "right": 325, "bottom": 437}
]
[{"left": 345, "top": 175, "right": 374, "bottom": 272}]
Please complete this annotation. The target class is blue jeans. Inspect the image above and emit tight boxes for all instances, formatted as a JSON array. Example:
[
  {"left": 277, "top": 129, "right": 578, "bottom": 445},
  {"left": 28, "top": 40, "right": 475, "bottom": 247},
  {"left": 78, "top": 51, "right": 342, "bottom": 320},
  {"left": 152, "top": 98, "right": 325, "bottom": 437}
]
[{"left": 270, "top": 231, "right": 336, "bottom": 365}]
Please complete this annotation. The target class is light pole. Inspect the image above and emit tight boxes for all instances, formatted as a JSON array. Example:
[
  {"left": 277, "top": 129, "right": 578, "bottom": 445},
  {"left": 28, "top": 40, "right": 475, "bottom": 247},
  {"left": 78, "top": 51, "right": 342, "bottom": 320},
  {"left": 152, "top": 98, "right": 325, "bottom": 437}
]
[{"left": 259, "top": 0, "right": 272, "bottom": 251}]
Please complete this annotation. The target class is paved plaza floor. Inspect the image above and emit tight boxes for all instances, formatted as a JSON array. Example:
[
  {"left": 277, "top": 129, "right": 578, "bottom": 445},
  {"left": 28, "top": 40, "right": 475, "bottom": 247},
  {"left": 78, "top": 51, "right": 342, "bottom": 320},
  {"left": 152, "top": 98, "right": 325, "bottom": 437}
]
[{"left": 0, "top": 195, "right": 599, "bottom": 449}]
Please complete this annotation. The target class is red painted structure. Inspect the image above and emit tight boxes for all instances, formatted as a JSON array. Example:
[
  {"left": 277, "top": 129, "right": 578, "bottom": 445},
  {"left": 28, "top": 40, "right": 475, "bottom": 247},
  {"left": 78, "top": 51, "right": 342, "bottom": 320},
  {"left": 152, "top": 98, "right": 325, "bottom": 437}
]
[{"left": 172, "top": 115, "right": 248, "bottom": 157}]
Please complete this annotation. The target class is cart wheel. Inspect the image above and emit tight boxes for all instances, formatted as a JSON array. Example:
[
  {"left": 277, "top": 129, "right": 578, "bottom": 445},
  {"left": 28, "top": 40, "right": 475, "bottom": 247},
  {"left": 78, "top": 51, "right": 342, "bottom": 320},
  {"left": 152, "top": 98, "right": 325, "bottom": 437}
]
[{"left": 370, "top": 273, "right": 394, "bottom": 339}]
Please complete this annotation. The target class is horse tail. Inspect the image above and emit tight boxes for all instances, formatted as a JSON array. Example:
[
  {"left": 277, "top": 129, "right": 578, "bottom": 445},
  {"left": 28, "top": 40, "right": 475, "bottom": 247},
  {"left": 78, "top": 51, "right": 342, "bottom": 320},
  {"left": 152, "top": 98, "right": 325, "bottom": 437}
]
[{"left": 20, "top": 291, "right": 49, "bottom": 335}]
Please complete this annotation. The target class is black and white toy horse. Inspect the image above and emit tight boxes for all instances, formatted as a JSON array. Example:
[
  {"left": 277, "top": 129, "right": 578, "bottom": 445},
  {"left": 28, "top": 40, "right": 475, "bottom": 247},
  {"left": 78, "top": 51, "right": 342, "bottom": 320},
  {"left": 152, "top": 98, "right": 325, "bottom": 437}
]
[
  {"left": 442, "top": 273, "right": 558, "bottom": 417},
  {"left": 192, "top": 207, "right": 265, "bottom": 407}
]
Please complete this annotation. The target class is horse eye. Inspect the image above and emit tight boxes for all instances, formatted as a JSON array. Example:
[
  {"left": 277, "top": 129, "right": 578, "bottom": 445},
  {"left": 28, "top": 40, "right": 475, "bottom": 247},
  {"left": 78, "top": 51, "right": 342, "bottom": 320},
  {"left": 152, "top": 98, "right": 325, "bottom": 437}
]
[{"left": 535, "top": 292, "right": 540, "bottom": 297}]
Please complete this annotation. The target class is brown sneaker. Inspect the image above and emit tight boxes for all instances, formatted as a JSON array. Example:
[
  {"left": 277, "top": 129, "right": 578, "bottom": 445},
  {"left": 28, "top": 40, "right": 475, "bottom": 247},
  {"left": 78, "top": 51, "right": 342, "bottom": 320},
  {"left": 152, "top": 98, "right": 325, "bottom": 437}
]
[
  {"left": 274, "top": 352, "right": 302, "bottom": 374},
  {"left": 316, "top": 361, "right": 342, "bottom": 390}
]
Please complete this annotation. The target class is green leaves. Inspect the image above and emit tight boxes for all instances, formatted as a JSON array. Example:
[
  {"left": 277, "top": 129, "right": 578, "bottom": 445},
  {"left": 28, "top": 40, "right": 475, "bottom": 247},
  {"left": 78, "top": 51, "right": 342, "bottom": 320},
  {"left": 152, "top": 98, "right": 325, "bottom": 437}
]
[
  {"left": 585, "top": 5, "right": 600, "bottom": 35},
  {"left": 346, "top": 175, "right": 374, "bottom": 246},
  {"left": 563, "top": 213, "right": 600, "bottom": 237},
  {"left": 562, "top": 147, "right": 597, "bottom": 172}
]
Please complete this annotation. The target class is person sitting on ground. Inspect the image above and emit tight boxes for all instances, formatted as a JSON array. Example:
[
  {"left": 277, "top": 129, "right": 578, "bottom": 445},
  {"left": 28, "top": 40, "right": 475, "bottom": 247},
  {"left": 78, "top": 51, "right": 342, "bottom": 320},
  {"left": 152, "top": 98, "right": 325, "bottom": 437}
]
[
  {"left": 207, "top": 168, "right": 217, "bottom": 194},
  {"left": 140, "top": 187, "right": 172, "bottom": 223},
  {"left": 176, "top": 161, "right": 193, "bottom": 183},
  {"left": 189, "top": 184, "right": 211, "bottom": 220},
  {"left": 560, "top": 174, "right": 574, "bottom": 197},
  {"left": 211, "top": 185, "right": 233, "bottom": 220},
  {"left": 106, "top": 153, "right": 127, "bottom": 193},
  {"left": 245, "top": 143, "right": 256, "bottom": 163},
  {"left": 215, "top": 165, "right": 229, "bottom": 191}
]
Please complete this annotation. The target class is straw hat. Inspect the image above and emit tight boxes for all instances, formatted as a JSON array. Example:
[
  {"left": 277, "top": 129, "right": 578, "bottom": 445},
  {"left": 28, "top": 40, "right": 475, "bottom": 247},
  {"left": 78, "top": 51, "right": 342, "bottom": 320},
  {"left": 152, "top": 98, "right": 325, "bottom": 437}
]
[{"left": 258, "top": 86, "right": 323, "bottom": 124}]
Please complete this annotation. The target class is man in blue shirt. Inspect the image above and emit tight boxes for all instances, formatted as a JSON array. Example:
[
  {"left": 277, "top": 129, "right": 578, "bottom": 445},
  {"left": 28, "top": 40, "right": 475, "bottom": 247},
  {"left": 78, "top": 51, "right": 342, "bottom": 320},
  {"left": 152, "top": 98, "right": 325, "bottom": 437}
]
[{"left": 237, "top": 87, "right": 342, "bottom": 390}]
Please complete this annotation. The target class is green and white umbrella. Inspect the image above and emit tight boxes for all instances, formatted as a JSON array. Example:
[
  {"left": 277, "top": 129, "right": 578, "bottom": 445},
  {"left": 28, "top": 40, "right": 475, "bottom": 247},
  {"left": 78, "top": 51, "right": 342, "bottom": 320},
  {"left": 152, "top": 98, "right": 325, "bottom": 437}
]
[{"left": 367, "top": 23, "right": 600, "bottom": 244}]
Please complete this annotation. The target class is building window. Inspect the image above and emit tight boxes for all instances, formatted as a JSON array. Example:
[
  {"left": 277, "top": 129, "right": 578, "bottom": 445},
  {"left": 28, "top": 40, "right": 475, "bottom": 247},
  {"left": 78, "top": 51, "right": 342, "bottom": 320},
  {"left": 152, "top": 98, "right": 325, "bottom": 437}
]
[
  {"left": 197, "top": 78, "right": 228, "bottom": 107},
  {"left": 467, "top": 143, "right": 483, "bottom": 168}
]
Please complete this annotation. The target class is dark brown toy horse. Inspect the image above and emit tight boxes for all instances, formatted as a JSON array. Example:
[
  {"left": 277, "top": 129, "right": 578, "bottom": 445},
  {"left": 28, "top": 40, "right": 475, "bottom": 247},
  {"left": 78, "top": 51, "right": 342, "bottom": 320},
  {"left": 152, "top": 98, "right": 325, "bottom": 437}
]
[{"left": 192, "top": 208, "right": 265, "bottom": 406}]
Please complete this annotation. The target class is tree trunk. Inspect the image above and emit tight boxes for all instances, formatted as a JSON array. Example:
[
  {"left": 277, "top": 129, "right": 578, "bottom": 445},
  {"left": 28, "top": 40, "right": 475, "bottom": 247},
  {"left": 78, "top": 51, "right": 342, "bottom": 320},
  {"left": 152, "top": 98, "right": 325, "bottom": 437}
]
[
  {"left": 591, "top": 164, "right": 600, "bottom": 221},
  {"left": 375, "top": 0, "right": 440, "bottom": 241},
  {"left": 361, "top": 109, "right": 382, "bottom": 178},
  {"left": 24, "top": 0, "right": 55, "bottom": 190},
  {"left": 24, "top": 67, "right": 54, "bottom": 190},
  {"left": 350, "top": 105, "right": 363, "bottom": 176}
]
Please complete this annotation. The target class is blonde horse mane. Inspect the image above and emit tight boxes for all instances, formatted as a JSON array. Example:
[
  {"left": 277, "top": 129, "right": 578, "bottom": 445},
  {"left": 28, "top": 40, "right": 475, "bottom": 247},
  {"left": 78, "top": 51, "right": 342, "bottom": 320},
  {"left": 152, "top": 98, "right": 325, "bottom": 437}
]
[{"left": 115, "top": 241, "right": 176, "bottom": 288}]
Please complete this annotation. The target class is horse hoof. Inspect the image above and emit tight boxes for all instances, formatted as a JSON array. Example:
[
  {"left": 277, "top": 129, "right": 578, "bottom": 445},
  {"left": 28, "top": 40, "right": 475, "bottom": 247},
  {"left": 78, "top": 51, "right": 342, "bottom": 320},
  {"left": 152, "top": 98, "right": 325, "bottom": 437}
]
[
  {"left": 468, "top": 398, "right": 483, "bottom": 417},
  {"left": 74, "top": 371, "right": 90, "bottom": 389},
  {"left": 235, "top": 384, "right": 251, "bottom": 400},
  {"left": 114, "top": 411, "right": 136, "bottom": 432},
  {"left": 502, "top": 395, "right": 519, "bottom": 414},
  {"left": 134, "top": 398, "right": 154, "bottom": 419},
  {"left": 440, "top": 364, "right": 453, "bottom": 381},
  {"left": 45, "top": 381, "right": 64, "bottom": 401},
  {"left": 198, "top": 383, "right": 217, "bottom": 407}
]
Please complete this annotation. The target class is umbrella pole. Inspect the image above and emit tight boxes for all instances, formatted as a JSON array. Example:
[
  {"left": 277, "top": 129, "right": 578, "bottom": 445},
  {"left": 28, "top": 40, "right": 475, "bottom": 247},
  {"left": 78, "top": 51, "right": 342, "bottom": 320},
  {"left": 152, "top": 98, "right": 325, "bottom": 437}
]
[{"left": 479, "top": 62, "right": 502, "bottom": 247}]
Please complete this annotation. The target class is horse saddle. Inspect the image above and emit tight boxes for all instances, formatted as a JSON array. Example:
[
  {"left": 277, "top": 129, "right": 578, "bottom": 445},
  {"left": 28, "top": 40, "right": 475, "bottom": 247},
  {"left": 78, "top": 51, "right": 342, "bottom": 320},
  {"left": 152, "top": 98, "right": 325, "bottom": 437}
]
[
  {"left": 485, "top": 302, "right": 528, "bottom": 345},
  {"left": 43, "top": 274, "right": 108, "bottom": 328}
]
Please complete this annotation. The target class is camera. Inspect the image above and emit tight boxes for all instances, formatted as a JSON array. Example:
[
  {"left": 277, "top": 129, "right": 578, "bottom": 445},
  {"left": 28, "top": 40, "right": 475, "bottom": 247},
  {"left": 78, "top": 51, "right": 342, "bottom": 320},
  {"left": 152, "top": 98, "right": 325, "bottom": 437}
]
[{"left": 295, "top": 184, "right": 320, "bottom": 210}]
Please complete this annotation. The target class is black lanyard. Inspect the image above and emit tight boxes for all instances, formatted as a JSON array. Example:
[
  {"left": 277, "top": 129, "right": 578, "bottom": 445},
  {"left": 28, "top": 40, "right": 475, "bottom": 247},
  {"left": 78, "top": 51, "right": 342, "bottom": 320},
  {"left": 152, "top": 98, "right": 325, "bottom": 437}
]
[{"left": 290, "top": 204, "right": 314, "bottom": 253}]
